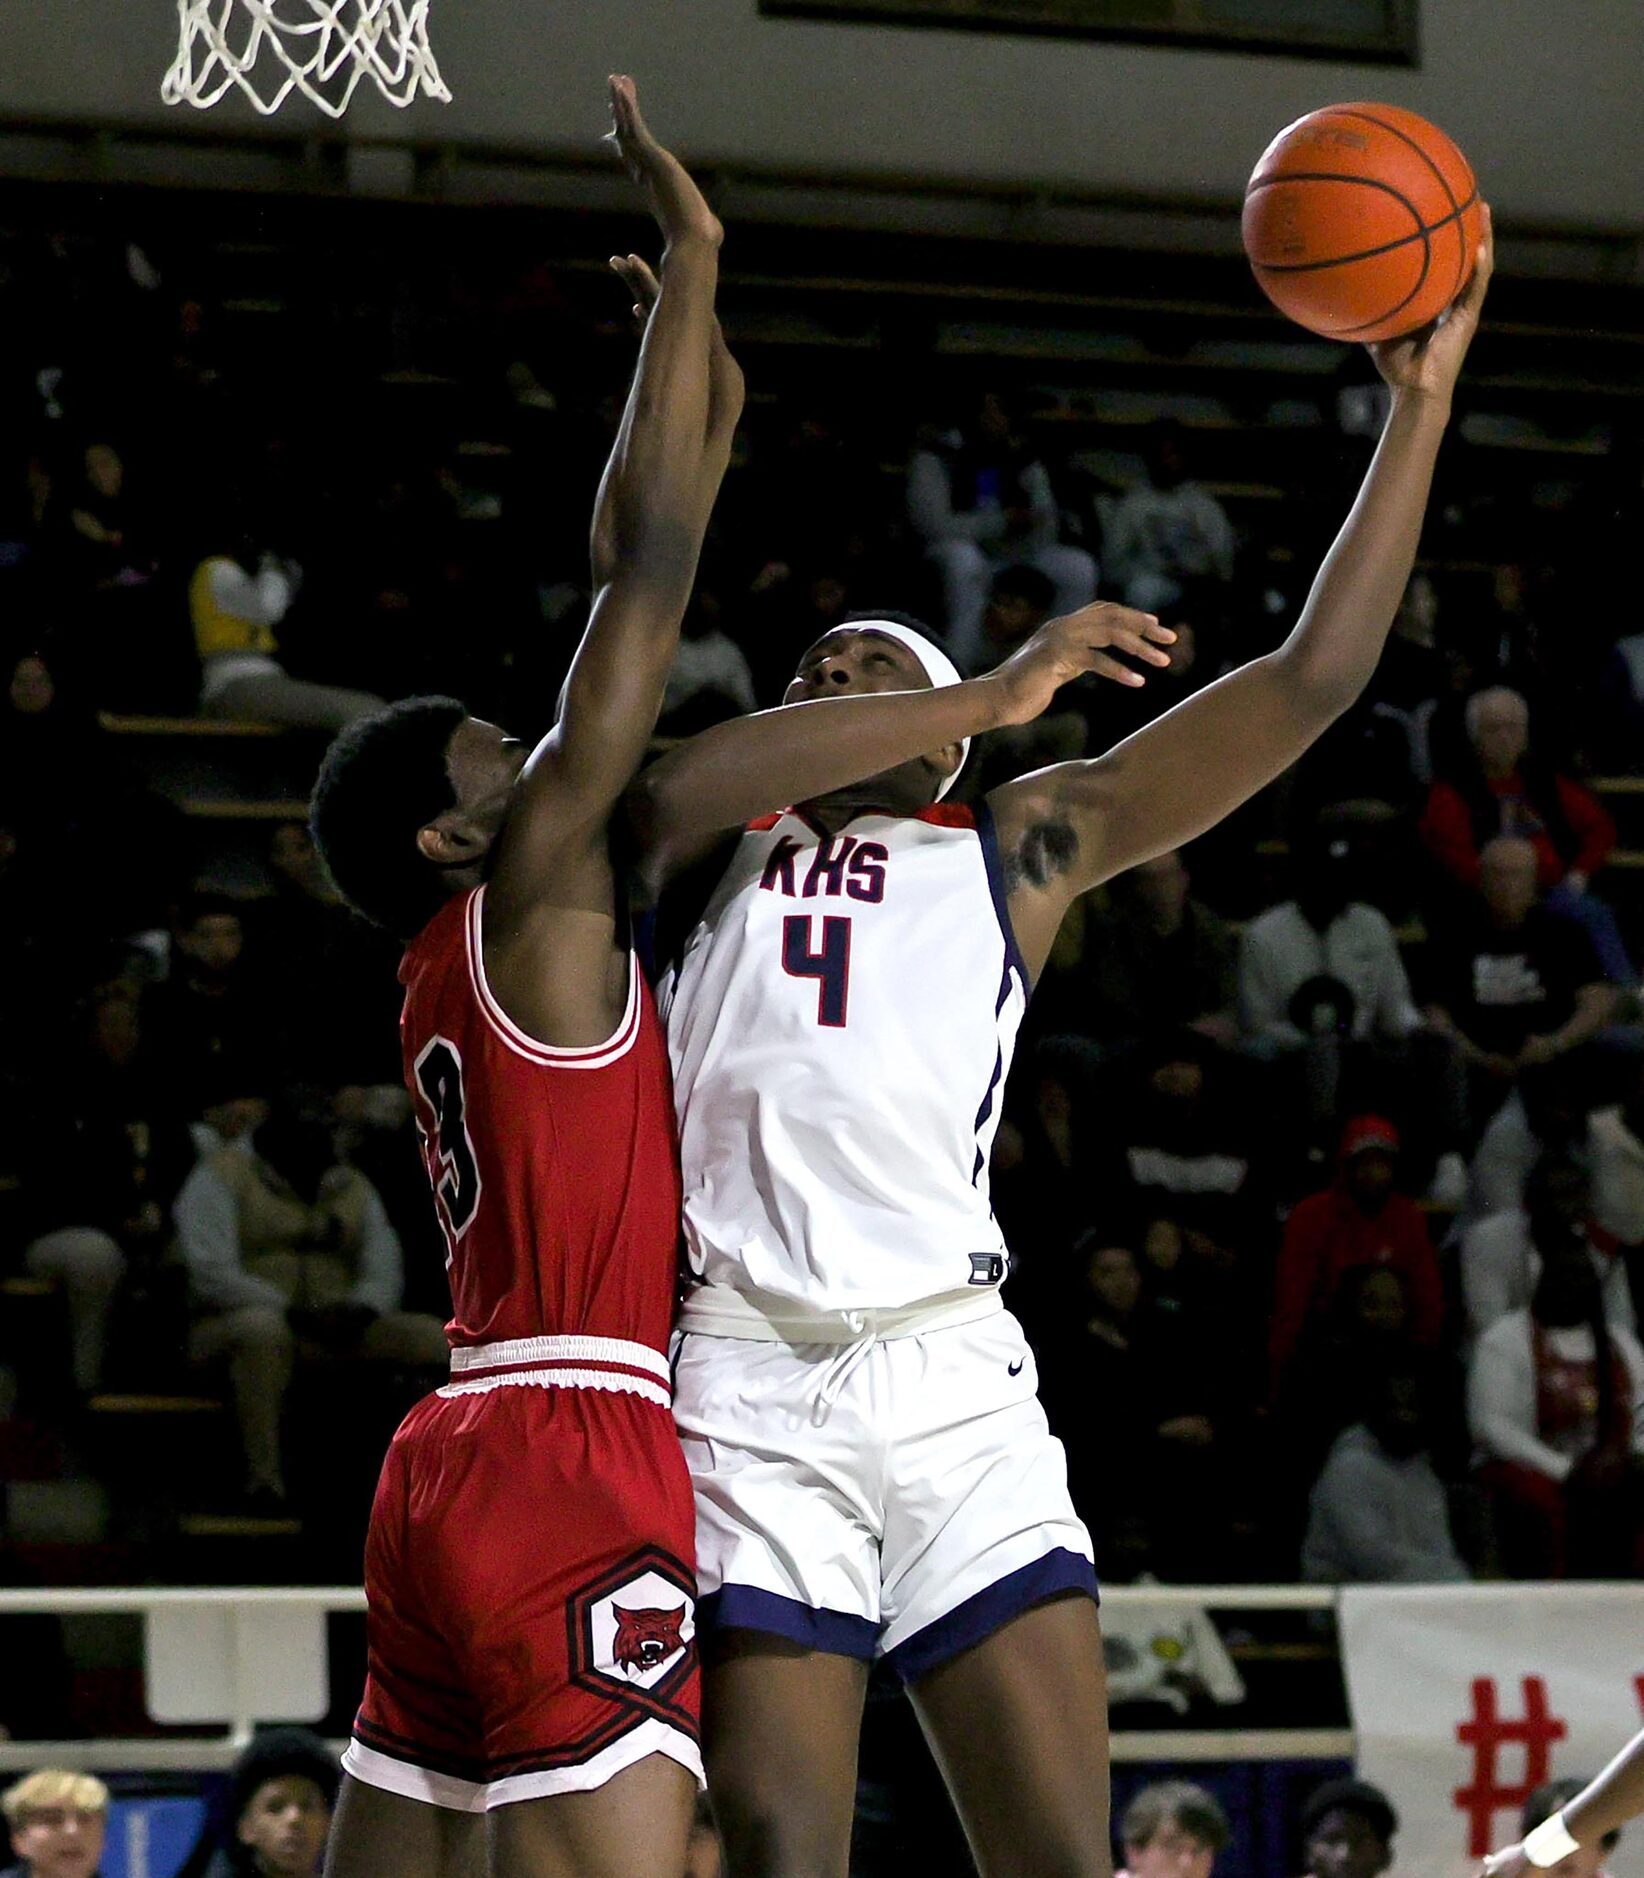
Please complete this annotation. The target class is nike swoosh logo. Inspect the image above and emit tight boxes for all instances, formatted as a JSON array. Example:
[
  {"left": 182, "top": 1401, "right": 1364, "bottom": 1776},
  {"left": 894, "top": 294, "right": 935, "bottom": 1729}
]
[{"left": 1008, "top": 1359, "right": 1024, "bottom": 1376}]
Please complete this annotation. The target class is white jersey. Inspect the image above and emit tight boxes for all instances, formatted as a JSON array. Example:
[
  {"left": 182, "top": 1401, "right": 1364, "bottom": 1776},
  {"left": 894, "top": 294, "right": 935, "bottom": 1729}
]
[{"left": 660, "top": 802, "right": 1029, "bottom": 1318}]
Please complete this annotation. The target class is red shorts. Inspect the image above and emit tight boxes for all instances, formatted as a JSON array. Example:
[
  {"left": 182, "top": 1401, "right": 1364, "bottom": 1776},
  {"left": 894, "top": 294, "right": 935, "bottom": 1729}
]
[{"left": 342, "top": 1343, "right": 701, "bottom": 1812}]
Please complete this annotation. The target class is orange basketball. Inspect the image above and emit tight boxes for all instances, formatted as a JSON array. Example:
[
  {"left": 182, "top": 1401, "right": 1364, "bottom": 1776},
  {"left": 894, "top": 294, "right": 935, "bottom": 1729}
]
[{"left": 1242, "top": 103, "right": 1483, "bottom": 343}]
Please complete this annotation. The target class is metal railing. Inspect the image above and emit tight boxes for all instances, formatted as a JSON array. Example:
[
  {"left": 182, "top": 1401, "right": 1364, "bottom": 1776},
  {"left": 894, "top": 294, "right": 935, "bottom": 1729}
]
[{"left": 0, "top": 1583, "right": 1350, "bottom": 1772}]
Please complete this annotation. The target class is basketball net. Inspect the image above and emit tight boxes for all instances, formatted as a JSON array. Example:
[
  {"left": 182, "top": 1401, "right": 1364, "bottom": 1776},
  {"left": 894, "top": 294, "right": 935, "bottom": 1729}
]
[{"left": 162, "top": 0, "right": 451, "bottom": 118}]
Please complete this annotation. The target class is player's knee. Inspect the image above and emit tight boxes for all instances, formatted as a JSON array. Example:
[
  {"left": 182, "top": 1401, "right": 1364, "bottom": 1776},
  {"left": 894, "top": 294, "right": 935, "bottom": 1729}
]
[
  {"left": 27, "top": 1228, "right": 124, "bottom": 1293},
  {"left": 233, "top": 1305, "right": 294, "bottom": 1360},
  {"left": 1036, "top": 544, "right": 1098, "bottom": 604},
  {"left": 927, "top": 538, "right": 988, "bottom": 579}
]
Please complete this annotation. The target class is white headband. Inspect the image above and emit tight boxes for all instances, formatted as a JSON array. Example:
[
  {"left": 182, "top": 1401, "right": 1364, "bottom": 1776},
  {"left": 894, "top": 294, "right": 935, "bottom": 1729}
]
[{"left": 827, "top": 618, "right": 970, "bottom": 800}]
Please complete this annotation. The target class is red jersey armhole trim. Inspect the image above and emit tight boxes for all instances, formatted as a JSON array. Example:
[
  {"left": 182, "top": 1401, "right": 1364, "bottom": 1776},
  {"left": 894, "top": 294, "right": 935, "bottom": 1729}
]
[
  {"left": 914, "top": 803, "right": 976, "bottom": 829},
  {"left": 747, "top": 812, "right": 786, "bottom": 832},
  {"left": 464, "top": 887, "right": 642, "bottom": 1070}
]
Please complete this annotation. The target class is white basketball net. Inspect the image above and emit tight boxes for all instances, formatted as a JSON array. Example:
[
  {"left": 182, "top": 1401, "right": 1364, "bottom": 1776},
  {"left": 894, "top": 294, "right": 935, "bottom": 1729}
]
[{"left": 163, "top": 0, "right": 451, "bottom": 118}]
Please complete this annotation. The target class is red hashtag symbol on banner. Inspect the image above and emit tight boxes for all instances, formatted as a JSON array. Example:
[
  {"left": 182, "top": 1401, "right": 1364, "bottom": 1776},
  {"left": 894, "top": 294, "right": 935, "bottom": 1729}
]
[{"left": 1455, "top": 1677, "right": 1569, "bottom": 1856}]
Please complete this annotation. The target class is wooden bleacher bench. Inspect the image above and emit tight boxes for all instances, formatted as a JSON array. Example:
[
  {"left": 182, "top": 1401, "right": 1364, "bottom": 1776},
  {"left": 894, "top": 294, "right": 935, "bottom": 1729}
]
[
  {"left": 180, "top": 798, "right": 310, "bottom": 821},
  {"left": 86, "top": 1393, "right": 224, "bottom": 1417},
  {"left": 99, "top": 713, "right": 284, "bottom": 738},
  {"left": 179, "top": 1510, "right": 303, "bottom": 1539},
  {"left": 1, "top": 1274, "right": 56, "bottom": 1299}
]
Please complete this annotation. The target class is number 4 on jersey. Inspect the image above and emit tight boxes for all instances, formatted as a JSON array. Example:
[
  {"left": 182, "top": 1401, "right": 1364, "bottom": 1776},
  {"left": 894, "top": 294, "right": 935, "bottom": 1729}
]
[
  {"left": 413, "top": 1035, "right": 482, "bottom": 1245},
  {"left": 782, "top": 915, "right": 852, "bottom": 1028}
]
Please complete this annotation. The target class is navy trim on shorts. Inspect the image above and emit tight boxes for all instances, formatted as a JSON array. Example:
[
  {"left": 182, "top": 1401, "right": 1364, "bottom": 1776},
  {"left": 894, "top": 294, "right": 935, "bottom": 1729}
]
[
  {"left": 880, "top": 1548, "right": 1099, "bottom": 1686},
  {"left": 698, "top": 1585, "right": 878, "bottom": 1661}
]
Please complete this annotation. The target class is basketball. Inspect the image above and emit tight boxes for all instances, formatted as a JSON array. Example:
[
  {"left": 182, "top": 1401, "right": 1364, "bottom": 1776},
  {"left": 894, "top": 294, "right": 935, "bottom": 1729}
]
[{"left": 1242, "top": 102, "right": 1483, "bottom": 342}]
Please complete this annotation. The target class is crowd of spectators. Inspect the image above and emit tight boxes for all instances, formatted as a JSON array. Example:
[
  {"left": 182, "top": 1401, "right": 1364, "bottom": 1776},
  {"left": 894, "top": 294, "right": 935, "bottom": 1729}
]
[
  {"left": 0, "top": 208, "right": 1640, "bottom": 1607},
  {"left": 31, "top": 1752, "right": 1603, "bottom": 1878}
]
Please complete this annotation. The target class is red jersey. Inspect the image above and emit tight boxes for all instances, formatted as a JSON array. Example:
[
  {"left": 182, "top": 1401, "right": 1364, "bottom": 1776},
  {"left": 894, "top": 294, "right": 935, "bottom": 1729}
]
[{"left": 398, "top": 885, "right": 684, "bottom": 1361}]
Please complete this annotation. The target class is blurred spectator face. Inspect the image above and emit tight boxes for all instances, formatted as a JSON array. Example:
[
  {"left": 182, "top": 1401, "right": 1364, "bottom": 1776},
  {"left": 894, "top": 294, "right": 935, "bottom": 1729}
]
[
  {"left": 1145, "top": 425, "right": 1188, "bottom": 491},
  {"left": 1395, "top": 574, "right": 1438, "bottom": 645},
  {"left": 1366, "top": 1373, "right": 1426, "bottom": 1460},
  {"left": 1343, "top": 1147, "right": 1396, "bottom": 1211},
  {"left": 1527, "top": 1158, "right": 1592, "bottom": 1249},
  {"left": 1352, "top": 1268, "right": 1409, "bottom": 1339},
  {"left": 1305, "top": 1808, "right": 1392, "bottom": 1878},
  {"left": 1533, "top": 1239, "right": 1602, "bottom": 1328},
  {"left": 205, "top": 1094, "right": 269, "bottom": 1143},
  {"left": 1468, "top": 687, "right": 1530, "bottom": 779},
  {"left": 1143, "top": 1216, "right": 1185, "bottom": 1275},
  {"left": 10, "top": 1800, "right": 107, "bottom": 1878},
  {"left": 9, "top": 654, "right": 54, "bottom": 715},
  {"left": 89, "top": 990, "right": 141, "bottom": 1070},
  {"left": 1127, "top": 1819, "right": 1218, "bottom": 1878},
  {"left": 1150, "top": 1055, "right": 1204, "bottom": 1105},
  {"left": 83, "top": 443, "right": 123, "bottom": 502},
  {"left": 1296, "top": 838, "right": 1355, "bottom": 930},
  {"left": 983, "top": 591, "right": 1050, "bottom": 651},
  {"left": 1480, "top": 837, "right": 1539, "bottom": 928},
  {"left": 1086, "top": 1243, "right": 1142, "bottom": 1321},
  {"left": 1162, "top": 620, "right": 1197, "bottom": 678},
  {"left": 1133, "top": 852, "right": 1190, "bottom": 929},
  {"left": 270, "top": 824, "right": 328, "bottom": 899},
  {"left": 256, "top": 1097, "right": 338, "bottom": 1205},
  {"left": 236, "top": 1772, "right": 332, "bottom": 1876},
  {"left": 1036, "top": 1071, "right": 1074, "bottom": 1132},
  {"left": 977, "top": 391, "right": 1015, "bottom": 446},
  {"left": 982, "top": 566, "right": 1055, "bottom": 652},
  {"left": 179, "top": 911, "right": 244, "bottom": 976}
]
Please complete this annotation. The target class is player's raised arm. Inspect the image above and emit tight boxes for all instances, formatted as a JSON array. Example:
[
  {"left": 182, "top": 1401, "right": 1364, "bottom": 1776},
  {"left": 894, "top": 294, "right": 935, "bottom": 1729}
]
[
  {"left": 625, "top": 600, "right": 1174, "bottom": 892},
  {"left": 603, "top": 250, "right": 744, "bottom": 563},
  {"left": 1484, "top": 1724, "right": 1644, "bottom": 1878},
  {"left": 989, "top": 210, "right": 1492, "bottom": 977},
  {"left": 486, "top": 76, "right": 726, "bottom": 918}
]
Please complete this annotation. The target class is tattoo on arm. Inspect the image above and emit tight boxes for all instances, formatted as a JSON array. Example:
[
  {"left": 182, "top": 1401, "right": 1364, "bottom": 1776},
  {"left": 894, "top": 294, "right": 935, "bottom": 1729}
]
[{"left": 1003, "top": 817, "right": 1081, "bottom": 892}]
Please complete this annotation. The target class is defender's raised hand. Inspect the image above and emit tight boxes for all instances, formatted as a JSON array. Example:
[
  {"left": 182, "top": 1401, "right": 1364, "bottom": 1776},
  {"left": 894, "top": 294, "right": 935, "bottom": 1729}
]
[
  {"left": 988, "top": 601, "right": 1177, "bottom": 725},
  {"left": 610, "top": 251, "right": 661, "bottom": 334},
  {"left": 605, "top": 74, "right": 722, "bottom": 250},
  {"left": 1369, "top": 203, "right": 1493, "bottom": 403}
]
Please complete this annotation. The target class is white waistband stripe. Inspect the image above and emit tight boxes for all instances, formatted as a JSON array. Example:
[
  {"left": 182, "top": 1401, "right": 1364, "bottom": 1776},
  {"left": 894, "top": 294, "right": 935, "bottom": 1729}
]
[
  {"left": 437, "top": 1368, "right": 671, "bottom": 1408},
  {"left": 449, "top": 1334, "right": 671, "bottom": 1383}
]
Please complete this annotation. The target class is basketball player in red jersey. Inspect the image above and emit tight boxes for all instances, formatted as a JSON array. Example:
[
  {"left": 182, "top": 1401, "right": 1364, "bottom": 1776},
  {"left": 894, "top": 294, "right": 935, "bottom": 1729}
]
[
  {"left": 306, "top": 80, "right": 1186, "bottom": 1870},
  {"left": 307, "top": 78, "right": 736, "bottom": 1878}
]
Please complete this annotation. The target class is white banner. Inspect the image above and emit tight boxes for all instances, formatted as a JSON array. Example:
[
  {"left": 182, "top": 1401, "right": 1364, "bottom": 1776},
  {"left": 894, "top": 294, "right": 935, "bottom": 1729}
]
[{"left": 1340, "top": 1585, "right": 1644, "bottom": 1878}]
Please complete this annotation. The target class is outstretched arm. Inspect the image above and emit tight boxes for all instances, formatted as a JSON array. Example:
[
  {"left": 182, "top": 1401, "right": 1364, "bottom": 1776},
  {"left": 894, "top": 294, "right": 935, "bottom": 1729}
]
[
  {"left": 1483, "top": 1725, "right": 1644, "bottom": 1878},
  {"left": 488, "top": 76, "right": 725, "bottom": 924},
  {"left": 603, "top": 250, "right": 743, "bottom": 569},
  {"left": 625, "top": 602, "right": 1173, "bottom": 895},
  {"left": 991, "top": 211, "right": 1493, "bottom": 978}
]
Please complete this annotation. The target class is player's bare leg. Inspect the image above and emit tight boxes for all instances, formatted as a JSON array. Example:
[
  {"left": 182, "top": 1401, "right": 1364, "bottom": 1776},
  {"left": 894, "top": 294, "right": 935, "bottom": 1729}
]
[
  {"left": 323, "top": 1777, "right": 485, "bottom": 1878},
  {"left": 702, "top": 1633, "right": 869, "bottom": 1878},
  {"left": 486, "top": 1753, "right": 698, "bottom": 1877},
  {"left": 908, "top": 1594, "right": 1111, "bottom": 1878}
]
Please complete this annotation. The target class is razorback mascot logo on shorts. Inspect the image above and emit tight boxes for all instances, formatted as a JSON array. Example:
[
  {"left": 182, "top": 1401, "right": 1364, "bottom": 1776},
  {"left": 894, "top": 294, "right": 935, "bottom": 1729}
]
[
  {"left": 569, "top": 1547, "right": 698, "bottom": 1738},
  {"left": 613, "top": 1604, "right": 687, "bottom": 1674}
]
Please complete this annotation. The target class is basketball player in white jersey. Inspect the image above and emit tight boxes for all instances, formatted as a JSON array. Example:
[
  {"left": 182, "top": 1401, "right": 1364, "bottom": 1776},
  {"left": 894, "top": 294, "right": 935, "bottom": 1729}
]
[{"left": 628, "top": 219, "right": 1494, "bottom": 1877}]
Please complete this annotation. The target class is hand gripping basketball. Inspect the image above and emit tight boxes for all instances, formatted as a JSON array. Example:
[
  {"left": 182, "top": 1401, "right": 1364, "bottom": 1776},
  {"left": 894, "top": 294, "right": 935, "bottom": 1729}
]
[{"left": 1369, "top": 204, "right": 1493, "bottom": 402}]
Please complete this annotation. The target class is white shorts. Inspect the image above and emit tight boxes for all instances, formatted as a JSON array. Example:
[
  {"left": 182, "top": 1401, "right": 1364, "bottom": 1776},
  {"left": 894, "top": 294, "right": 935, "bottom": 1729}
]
[{"left": 672, "top": 1307, "right": 1096, "bottom": 1684}]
